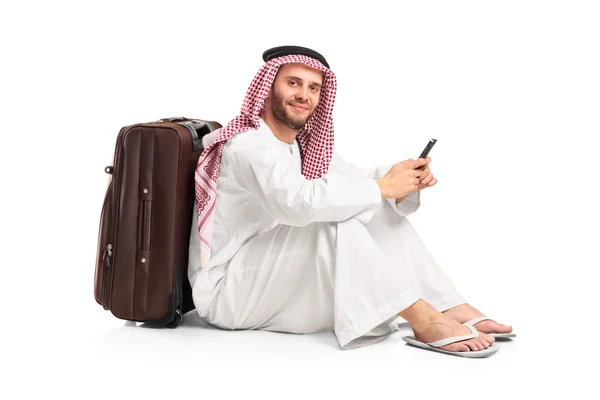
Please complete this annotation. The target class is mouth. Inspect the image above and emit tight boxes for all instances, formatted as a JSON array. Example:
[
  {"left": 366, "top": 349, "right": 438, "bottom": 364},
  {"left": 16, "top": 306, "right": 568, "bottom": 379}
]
[{"left": 289, "top": 103, "right": 309, "bottom": 112}]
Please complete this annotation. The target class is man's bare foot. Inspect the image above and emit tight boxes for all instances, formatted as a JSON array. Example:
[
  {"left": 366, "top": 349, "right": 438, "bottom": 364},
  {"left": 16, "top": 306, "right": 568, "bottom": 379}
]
[
  {"left": 442, "top": 303, "right": 513, "bottom": 336},
  {"left": 411, "top": 315, "right": 493, "bottom": 352},
  {"left": 399, "top": 300, "right": 493, "bottom": 353}
]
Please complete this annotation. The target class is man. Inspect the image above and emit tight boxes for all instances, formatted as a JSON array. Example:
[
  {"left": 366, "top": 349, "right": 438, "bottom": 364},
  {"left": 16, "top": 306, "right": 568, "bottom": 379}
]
[{"left": 188, "top": 46, "right": 514, "bottom": 357}]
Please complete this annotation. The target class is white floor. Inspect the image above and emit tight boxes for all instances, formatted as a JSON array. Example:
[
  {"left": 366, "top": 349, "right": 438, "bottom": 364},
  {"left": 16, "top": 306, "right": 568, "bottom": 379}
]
[{"left": 6, "top": 297, "right": 591, "bottom": 400}]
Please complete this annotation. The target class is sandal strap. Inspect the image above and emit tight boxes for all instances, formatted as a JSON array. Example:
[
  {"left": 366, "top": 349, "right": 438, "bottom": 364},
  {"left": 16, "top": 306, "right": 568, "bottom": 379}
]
[
  {"left": 464, "top": 317, "right": 492, "bottom": 326},
  {"left": 427, "top": 325, "right": 478, "bottom": 348}
]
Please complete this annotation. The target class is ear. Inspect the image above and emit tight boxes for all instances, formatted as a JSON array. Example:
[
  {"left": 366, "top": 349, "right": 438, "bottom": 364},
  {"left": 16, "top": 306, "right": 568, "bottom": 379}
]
[{"left": 263, "top": 91, "right": 272, "bottom": 111}]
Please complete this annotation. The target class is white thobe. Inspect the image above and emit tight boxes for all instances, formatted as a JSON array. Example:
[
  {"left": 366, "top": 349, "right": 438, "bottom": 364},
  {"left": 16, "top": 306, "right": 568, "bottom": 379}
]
[{"left": 188, "top": 119, "right": 466, "bottom": 349}]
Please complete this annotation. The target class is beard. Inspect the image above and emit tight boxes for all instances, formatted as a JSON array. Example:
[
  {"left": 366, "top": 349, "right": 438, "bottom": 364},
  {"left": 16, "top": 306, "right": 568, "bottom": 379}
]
[{"left": 270, "top": 90, "right": 315, "bottom": 130}]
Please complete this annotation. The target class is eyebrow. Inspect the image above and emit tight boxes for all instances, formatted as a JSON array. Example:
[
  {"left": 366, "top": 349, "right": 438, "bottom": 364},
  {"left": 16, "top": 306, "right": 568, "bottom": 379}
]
[{"left": 285, "top": 75, "right": 322, "bottom": 87}]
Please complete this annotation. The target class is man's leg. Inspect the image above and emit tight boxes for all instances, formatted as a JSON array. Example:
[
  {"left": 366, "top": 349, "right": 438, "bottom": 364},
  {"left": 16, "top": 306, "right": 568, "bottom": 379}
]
[
  {"left": 194, "top": 220, "right": 338, "bottom": 335},
  {"left": 331, "top": 207, "right": 492, "bottom": 351},
  {"left": 363, "top": 200, "right": 467, "bottom": 312},
  {"left": 365, "top": 200, "right": 512, "bottom": 337},
  {"left": 196, "top": 213, "right": 423, "bottom": 350}
]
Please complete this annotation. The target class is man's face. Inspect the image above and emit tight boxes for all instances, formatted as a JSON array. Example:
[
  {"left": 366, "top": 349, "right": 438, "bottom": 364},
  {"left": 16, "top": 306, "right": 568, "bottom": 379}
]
[{"left": 269, "top": 63, "right": 324, "bottom": 130}]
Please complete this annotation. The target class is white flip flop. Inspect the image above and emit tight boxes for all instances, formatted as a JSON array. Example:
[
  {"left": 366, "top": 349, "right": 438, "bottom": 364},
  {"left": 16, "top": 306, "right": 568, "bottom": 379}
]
[
  {"left": 402, "top": 325, "right": 499, "bottom": 358},
  {"left": 464, "top": 317, "right": 516, "bottom": 339}
]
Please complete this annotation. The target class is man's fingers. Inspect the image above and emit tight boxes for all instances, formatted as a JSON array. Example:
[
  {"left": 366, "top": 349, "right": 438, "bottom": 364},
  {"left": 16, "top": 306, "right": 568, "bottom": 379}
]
[
  {"left": 410, "top": 158, "right": 429, "bottom": 169},
  {"left": 418, "top": 168, "right": 431, "bottom": 180},
  {"left": 411, "top": 168, "right": 426, "bottom": 178},
  {"left": 420, "top": 172, "right": 433, "bottom": 185}
]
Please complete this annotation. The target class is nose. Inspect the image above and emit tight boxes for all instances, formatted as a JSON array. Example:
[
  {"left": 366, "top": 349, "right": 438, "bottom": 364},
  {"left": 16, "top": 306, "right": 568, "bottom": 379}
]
[{"left": 295, "top": 85, "right": 309, "bottom": 102}]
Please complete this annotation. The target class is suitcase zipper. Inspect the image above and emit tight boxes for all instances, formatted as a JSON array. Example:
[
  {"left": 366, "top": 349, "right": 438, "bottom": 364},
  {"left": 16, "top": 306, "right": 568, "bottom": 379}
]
[
  {"left": 102, "top": 243, "right": 113, "bottom": 268},
  {"left": 102, "top": 243, "right": 112, "bottom": 268},
  {"left": 101, "top": 242, "right": 113, "bottom": 308},
  {"left": 103, "top": 129, "right": 127, "bottom": 309},
  {"left": 95, "top": 179, "right": 113, "bottom": 307},
  {"left": 101, "top": 181, "right": 114, "bottom": 308}
]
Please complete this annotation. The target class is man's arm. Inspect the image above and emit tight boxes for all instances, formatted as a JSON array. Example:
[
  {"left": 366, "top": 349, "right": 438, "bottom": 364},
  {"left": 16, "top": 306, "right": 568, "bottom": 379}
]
[
  {"left": 329, "top": 151, "right": 421, "bottom": 216},
  {"left": 225, "top": 139, "right": 383, "bottom": 227},
  {"left": 328, "top": 151, "right": 393, "bottom": 180}
]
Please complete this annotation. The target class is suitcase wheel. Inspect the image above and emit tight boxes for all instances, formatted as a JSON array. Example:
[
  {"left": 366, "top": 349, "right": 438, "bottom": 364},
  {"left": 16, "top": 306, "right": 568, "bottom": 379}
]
[{"left": 166, "top": 308, "right": 183, "bottom": 329}]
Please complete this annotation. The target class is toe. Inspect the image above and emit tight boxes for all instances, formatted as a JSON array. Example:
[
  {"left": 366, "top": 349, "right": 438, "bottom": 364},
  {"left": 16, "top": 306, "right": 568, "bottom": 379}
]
[
  {"left": 443, "top": 342, "right": 469, "bottom": 352},
  {"left": 466, "top": 340, "right": 479, "bottom": 352},
  {"left": 457, "top": 343, "right": 470, "bottom": 352},
  {"left": 494, "top": 322, "right": 513, "bottom": 333},
  {"left": 474, "top": 320, "right": 512, "bottom": 335},
  {"left": 478, "top": 337, "right": 490, "bottom": 349},
  {"left": 478, "top": 332, "right": 492, "bottom": 346}
]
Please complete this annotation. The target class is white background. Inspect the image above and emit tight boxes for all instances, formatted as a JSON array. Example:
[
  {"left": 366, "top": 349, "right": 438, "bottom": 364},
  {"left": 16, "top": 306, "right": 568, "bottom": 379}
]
[{"left": 1, "top": 0, "right": 598, "bottom": 398}]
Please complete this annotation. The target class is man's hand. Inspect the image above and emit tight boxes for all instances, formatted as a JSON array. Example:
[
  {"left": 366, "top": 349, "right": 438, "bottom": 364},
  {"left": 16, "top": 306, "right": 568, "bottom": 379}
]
[
  {"left": 395, "top": 157, "right": 437, "bottom": 204},
  {"left": 416, "top": 156, "right": 437, "bottom": 190},
  {"left": 375, "top": 158, "right": 428, "bottom": 202}
]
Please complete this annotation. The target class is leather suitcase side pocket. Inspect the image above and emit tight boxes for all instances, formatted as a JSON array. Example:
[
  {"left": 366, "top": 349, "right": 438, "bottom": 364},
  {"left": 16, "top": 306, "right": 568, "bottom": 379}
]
[{"left": 94, "top": 181, "right": 113, "bottom": 307}]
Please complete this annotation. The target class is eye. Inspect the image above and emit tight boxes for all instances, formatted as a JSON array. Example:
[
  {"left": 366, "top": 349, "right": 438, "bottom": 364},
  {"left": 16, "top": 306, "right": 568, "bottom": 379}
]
[
  {"left": 310, "top": 86, "right": 320, "bottom": 92},
  {"left": 289, "top": 80, "right": 298, "bottom": 86}
]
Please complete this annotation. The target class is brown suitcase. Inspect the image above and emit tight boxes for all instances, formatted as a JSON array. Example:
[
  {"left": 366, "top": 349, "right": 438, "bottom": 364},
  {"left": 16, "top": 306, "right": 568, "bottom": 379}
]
[{"left": 94, "top": 117, "right": 222, "bottom": 327}]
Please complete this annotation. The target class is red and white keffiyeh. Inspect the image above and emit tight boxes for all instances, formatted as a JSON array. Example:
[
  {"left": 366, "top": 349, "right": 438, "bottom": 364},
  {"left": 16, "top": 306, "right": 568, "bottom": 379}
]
[{"left": 194, "top": 54, "right": 337, "bottom": 269}]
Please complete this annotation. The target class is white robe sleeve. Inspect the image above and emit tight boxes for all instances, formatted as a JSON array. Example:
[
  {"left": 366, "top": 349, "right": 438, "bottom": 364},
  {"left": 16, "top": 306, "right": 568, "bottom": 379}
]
[
  {"left": 226, "top": 141, "right": 383, "bottom": 227},
  {"left": 328, "top": 151, "right": 421, "bottom": 217}
]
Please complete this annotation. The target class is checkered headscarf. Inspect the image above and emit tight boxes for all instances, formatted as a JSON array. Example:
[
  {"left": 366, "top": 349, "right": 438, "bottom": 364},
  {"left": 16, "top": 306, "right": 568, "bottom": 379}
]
[{"left": 194, "top": 54, "right": 337, "bottom": 269}]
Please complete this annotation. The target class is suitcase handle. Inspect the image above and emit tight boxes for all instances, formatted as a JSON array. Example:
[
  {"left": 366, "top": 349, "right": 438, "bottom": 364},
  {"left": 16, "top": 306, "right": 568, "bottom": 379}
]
[
  {"left": 179, "top": 120, "right": 217, "bottom": 151},
  {"left": 157, "top": 117, "right": 188, "bottom": 123},
  {"left": 156, "top": 118, "right": 222, "bottom": 151}
]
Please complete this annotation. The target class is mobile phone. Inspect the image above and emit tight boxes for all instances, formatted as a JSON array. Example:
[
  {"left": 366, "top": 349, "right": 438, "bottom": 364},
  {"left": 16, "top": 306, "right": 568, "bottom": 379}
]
[{"left": 419, "top": 138, "right": 437, "bottom": 159}]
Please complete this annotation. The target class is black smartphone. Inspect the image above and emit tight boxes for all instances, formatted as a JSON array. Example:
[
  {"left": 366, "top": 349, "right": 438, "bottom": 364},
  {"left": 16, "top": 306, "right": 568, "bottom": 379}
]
[{"left": 419, "top": 138, "right": 437, "bottom": 159}]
